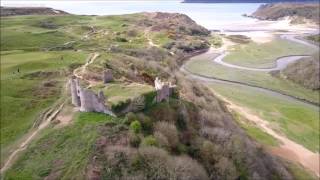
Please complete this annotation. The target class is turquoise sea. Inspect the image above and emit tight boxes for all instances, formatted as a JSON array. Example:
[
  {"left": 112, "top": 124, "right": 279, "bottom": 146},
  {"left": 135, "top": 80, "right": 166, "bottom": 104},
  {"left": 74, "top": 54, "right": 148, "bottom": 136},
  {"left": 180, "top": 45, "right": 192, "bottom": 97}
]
[{"left": 1, "top": 1, "right": 262, "bottom": 30}]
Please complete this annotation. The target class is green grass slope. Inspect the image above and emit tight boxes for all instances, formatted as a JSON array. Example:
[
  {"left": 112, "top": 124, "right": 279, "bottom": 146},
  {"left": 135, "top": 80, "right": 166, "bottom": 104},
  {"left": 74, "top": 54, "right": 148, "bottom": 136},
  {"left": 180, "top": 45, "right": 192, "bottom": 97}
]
[
  {"left": 224, "top": 37, "right": 314, "bottom": 68},
  {"left": 0, "top": 51, "right": 87, "bottom": 165},
  {"left": 208, "top": 82, "right": 319, "bottom": 152},
  {"left": 185, "top": 53, "right": 320, "bottom": 104},
  {"left": 4, "top": 112, "right": 119, "bottom": 179}
]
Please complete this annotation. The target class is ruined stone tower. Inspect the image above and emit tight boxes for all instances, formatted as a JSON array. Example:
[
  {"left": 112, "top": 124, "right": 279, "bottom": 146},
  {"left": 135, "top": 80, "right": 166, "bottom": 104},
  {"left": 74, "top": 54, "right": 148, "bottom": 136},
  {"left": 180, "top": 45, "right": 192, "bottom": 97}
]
[
  {"left": 154, "top": 77, "right": 175, "bottom": 102},
  {"left": 69, "top": 77, "right": 115, "bottom": 116},
  {"left": 70, "top": 77, "right": 80, "bottom": 106},
  {"left": 103, "top": 69, "right": 113, "bottom": 84}
]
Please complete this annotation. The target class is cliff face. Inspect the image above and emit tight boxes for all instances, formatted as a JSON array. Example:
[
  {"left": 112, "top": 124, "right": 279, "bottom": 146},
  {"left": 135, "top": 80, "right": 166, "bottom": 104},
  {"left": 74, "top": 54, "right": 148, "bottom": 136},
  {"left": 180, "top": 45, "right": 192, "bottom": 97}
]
[
  {"left": 250, "top": 3, "right": 320, "bottom": 24},
  {"left": 0, "top": 7, "right": 69, "bottom": 16}
]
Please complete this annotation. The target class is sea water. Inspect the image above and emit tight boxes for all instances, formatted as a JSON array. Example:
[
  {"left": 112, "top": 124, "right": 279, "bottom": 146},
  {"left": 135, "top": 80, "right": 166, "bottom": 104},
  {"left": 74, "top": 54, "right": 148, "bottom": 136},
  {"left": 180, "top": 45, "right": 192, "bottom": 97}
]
[{"left": 1, "top": 1, "right": 262, "bottom": 30}]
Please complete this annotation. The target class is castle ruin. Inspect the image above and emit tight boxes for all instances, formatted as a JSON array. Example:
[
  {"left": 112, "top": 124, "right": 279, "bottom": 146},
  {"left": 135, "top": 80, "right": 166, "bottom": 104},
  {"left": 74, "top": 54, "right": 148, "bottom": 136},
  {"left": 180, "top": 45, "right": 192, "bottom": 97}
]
[
  {"left": 70, "top": 70, "right": 175, "bottom": 115},
  {"left": 69, "top": 77, "right": 115, "bottom": 116},
  {"left": 103, "top": 69, "right": 113, "bottom": 83},
  {"left": 154, "top": 77, "right": 175, "bottom": 102}
]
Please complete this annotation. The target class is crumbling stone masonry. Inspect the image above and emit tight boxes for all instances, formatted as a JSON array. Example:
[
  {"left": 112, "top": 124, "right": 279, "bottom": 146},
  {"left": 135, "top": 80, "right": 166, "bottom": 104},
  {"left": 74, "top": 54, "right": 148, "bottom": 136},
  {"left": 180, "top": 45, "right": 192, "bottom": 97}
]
[
  {"left": 154, "top": 77, "right": 175, "bottom": 102},
  {"left": 69, "top": 77, "right": 115, "bottom": 116},
  {"left": 70, "top": 77, "right": 81, "bottom": 106},
  {"left": 103, "top": 69, "right": 113, "bottom": 84}
]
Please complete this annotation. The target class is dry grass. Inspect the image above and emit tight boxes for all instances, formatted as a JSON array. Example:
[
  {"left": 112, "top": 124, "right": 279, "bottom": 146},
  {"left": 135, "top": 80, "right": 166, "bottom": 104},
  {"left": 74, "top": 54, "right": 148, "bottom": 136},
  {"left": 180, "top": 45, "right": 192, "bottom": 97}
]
[{"left": 281, "top": 53, "right": 320, "bottom": 90}]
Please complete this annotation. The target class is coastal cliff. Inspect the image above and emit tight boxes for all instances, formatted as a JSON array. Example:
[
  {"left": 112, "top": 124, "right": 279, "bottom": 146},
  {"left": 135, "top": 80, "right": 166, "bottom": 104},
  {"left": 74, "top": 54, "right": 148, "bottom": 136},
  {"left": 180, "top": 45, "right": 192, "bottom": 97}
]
[{"left": 249, "top": 3, "right": 320, "bottom": 24}]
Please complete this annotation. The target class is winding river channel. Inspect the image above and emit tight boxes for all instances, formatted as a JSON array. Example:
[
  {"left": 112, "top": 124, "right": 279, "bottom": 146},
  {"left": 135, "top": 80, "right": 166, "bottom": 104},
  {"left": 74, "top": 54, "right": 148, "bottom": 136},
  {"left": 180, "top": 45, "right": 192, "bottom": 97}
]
[
  {"left": 181, "top": 33, "right": 319, "bottom": 109},
  {"left": 181, "top": 32, "right": 320, "bottom": 176}
]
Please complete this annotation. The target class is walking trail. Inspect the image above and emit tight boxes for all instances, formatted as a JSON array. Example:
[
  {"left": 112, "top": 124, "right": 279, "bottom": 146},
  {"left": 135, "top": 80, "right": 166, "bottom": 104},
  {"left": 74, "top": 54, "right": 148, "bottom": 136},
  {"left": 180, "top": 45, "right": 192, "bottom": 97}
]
[
  {"left": 0, "top": 52, "right": 99, "bottom": 174},
  {"left": 0, "top": 102, "right": 65, "bottom": 174},
  {"left": 73, "top": 52, "right": 100, "bottom": 88},
  {"left": 144, "top": 29, "right": 159, "bottom": 47}
]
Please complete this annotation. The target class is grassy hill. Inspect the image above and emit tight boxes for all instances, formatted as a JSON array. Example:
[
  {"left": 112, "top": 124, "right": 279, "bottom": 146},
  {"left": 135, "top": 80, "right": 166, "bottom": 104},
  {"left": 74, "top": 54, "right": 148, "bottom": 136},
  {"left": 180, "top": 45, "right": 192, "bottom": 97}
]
[
  {"left": 0, "top": 7, "right": 69, "bottom": 16},
  {"left": 250, "top": 3, "right": 320, "bottom": 24}
]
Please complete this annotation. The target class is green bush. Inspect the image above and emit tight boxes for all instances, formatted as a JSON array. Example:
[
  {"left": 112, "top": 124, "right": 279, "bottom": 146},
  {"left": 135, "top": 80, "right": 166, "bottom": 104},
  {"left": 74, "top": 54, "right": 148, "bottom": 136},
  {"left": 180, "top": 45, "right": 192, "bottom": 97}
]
[
  {"left": 137, "top": 114, "right": 153, "bottom": 135},
  {"left": 130, "top": 120, "right": 142, "bottom": 134},
  {"left": 115, "top": 36, "right": 128, "bottom": 42},
  {"left": 125, "top": 112, "right": 137, "bottom": 125},
  {"left": 143, "top": 91, "right": 157, "bottom": 108},
  {"left": 141, "top": 136, "right": 158, "bottom": 146},
  {"left": 209, "top": 35, "right": 223, "bottom": 48},
  {"left": 111, "top": 99, "right": 131, "bottom": 113}
]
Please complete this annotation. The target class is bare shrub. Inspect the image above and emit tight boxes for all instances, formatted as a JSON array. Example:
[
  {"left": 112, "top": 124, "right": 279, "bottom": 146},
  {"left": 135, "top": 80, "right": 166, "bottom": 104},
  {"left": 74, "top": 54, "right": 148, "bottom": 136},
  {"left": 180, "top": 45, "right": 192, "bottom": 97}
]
[
  {"left": 201, "top": 127, "right": 231, "bottom": 144},
  {"left": 281, "top": 54, "right": 320, "bottom": 90},
  {"left": 138, "top": 147, "right": 209, "bottom": 180},
  {"left": 127, "top": 29, "right": 138, "bottom": 37},
  {"left": 199, "top": 110, "right": 224, "bottom": 128},
  {"left": 138, "top": 147, "right": 173, "bottom": 179},
  {"left": 154, "top": 121, "right": 179, "bottom": 149},
  {"left": 129, "top": 132, "right": 141, "bottom": 147},
  {"left": 214, "top": 157, "right": 238, "bottom": 180},
  {"left": 154, "top": 131, "right": 169, "bottom": 149},
  {"left": 172, "top": 156, "right": 209, "bottom": 180}
]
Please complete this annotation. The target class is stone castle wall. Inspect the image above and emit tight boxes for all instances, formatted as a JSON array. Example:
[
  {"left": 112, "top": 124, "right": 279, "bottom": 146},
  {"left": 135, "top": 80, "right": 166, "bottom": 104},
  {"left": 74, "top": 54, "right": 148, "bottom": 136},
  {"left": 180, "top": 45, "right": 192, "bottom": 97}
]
[
  {"left": 154, "top": 77, "right": 175, "bottom": 102},
  {"left": 103, "top": 69, "right": 113, "bottom": 84},
  {"left": 70, "top": 75, "right": 175, "bottom": 116},
  {"left": 70, "top": 78, "right": 81, "bottom": 106},
  {"left": 69, "top": 77, "right": 115, "bottom": 116}
]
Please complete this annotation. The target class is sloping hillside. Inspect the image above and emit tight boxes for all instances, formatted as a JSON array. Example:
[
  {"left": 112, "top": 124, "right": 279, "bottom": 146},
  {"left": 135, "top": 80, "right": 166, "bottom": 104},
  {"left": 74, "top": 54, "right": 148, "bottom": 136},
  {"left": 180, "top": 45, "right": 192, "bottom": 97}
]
[
  {"left": 0, "top": 7, "right": 69, "bottom": 16},
  {"left": 250, "top": 3, "right": 320, "bottom": 24},
  {"left": 0, "top": 11, "right": 305, "bottom": 179},
  {"left": 281, "top": 54, "right": 320, "bottom": 90}
]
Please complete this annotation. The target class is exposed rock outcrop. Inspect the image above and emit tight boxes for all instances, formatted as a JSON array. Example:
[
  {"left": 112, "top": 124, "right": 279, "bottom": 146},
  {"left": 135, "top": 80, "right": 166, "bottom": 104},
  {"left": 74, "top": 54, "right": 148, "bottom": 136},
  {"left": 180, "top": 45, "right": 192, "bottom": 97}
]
[{"left": 69, "top": 77, "right": 114, "bottom": 116}]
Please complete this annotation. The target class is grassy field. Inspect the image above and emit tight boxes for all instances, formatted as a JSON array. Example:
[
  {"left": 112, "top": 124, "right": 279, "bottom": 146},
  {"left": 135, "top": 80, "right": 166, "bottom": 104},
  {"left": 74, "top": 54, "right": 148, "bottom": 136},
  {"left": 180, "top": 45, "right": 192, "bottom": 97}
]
[
  {"left": 232, "top": 112, "right": 279, "bottom": 147},
  {"left": 185, "top": 54, "right": 320, "bottom": 104},
  {"left": 285, "top": 161, "right": 318, "bottom": 180},
  {"left": 91, "top": 82, "right": 154, "bottom": 105},
  {"left": 0, "top": 13, "right": 192, "bottom": 166},
  {"left": 208, "top": 82, "right": 319, "bottom": 152},
  {"left": 0, "top": 15, "right": 93, "bottom": 51},
  {"left": 4, "top": 112, "right": 121, "bottom": 179},
  {"left": 0, "top": 51, "right": 87, "bottom": 165},
  {"left": 224, "top": 37, "right": 315, "bottom": 68}
]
